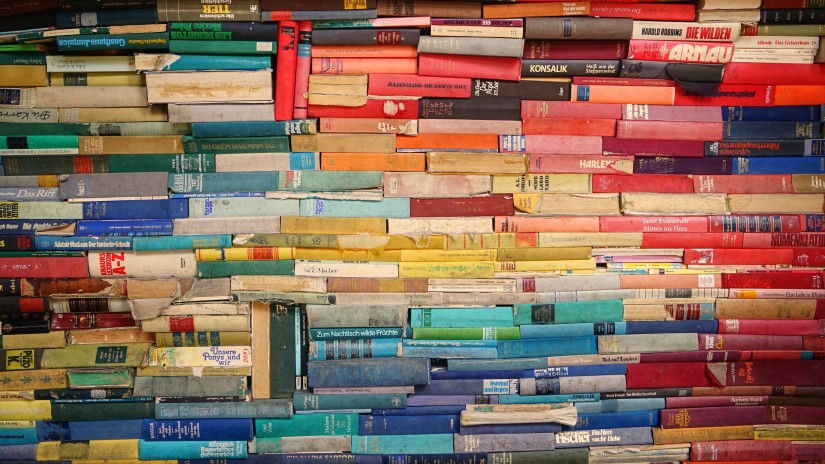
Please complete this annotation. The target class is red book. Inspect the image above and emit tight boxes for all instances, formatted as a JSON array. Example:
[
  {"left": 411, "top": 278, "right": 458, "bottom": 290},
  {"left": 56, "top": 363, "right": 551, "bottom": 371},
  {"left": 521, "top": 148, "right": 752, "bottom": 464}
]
[
  {"left": 700, "top": 333, "right": 803, "bottom": 351},
  {"left": 622, "top": 104, "right": 722, "bottom": 122},
  {"left": 660, "top": 405, "right": 767, "bottom": 428},
  {"left": 593, "top": 174, "right": 695, "bottom": 193},
  {"left": 49, "top": 312, "right": 136, "bottom": 330},
  {"left": 642, "top": 232, "right": 744, "bottom": 249},
  {"left": 0, "top": 296, "right": 46, "bottom": 313},
  {"left": 616, "top": 120, "right": 723, "bottom": 141},
  {"left": 409, "top": 195, "right": 515, "bottom": 217},
  {"left": 523, "top": 39, "right": 628, "bottom": 60},
  {"left": 308, "top": 98, "right": 419, "bottom": 119},
  {"left": 691, "top": 440, "right": 793, "bottom": 461},
  {"left": 804, "top": 336, "right": 825, "bottom": 351},
  {"left": 417, "top": 53, "right": 521, "bottom": 81},
  {"left": 708, "top": 215, "right": 805, "bottom": 233},
  {"left": 590, "top": 2, "right": 696, "bottom": 20},
  {"left": 674, "top": 84, "right": 775, "bottom": 107},
  {"left": 721, "top": 269, "right": 825, "bottom": 289},
  {"left": 521, "top": 100, "right": 622, "bottom": 120},
  {"left": 529, "top": 154, "right": 633, "bottom": 174},
  {"left": 694, "top": 174, "right": 793, "bottom": 194},
  {"left": 275, "top": 20, "right": 298, "bottom": 121},
  {"left": 640, "top": 350, "right": 741, "bottom": 363},
  {"left": 368, "top": 73, "right": 473, "bottom": 98},
  {"left": 683, "top": 248, "right": 795, "bottom": 265},
  {"left": 499, "top": 134, "right": 602, "bottom": 155},
  {"left": 745, "top": 350, "right": 825, "bottom": 360},
  {"left": 522, "top": 118, "right": 616, "bottom": 136},
  {"left": 602, "top": 137, "right": 705, "bottom": 157},
  {"left": 628, "top": 39, "right": 733, "bottom": 63},
  {"left": 292, "top": 21, "right": 312, "bottom": 119},
  {"left": 761, "top": 0, "right": 825, "bottom": 7},
  {"left": 572, "top": 77, "right": 675, "bottom": 87},
  {"left": 718, "top": 319, "right": 825, "bottom": 336},
  {"left": 792, "top": 248, "right": 825, "bottom": 267},
  {"left": 626, "top": 362, "right": 719, "bottom": 389},
  {"left": 723, "top": 63, "right": 825, "bottom": 85},
  {"left": 599, "top": 216, "right": 709, "bottom": 232},
  {"left": 0, "top": 257, "right": 89, "bottom": 278},
  {"left": 666, "top": 396, "right": 772, "bottom": 408}
]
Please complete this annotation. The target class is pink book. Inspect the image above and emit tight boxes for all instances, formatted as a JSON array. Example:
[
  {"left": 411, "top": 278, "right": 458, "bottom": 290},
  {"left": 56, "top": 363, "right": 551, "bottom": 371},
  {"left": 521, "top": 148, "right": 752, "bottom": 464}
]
[
  {"left": 694, "top": 174, "right": 793, "bottom": 194},
  {"left": 499, "top": 134, "right": 602, "bottom": 155},
  {"left": 699, "top": 333, "right": 803, "bottom": 351},
  {"left": 528, "top": 154, "right": 633, "bottom": 174},
  {"left": 522, "top": 100, "right": 622, "bottom": 119},
  {"left": 616, "top": 120, "right": 723, "bottom": 141},
  {"left": 592, "top": 174, "right": 695, "bottom": 193},
  {"left": 418, "top": 53, "right": 522, "bottom": 81},
  {"left": 622, "top": 104, "right": 722, "bottom": 121}
]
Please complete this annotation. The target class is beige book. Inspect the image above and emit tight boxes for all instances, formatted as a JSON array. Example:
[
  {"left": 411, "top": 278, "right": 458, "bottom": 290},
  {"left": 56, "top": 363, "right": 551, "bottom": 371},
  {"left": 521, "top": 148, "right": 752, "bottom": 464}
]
[
  {"left": 291, "top": 134, "right": 396, "bottom": 153},
  {"left": 305, "top": 304, "right": 408, "bottom": 328},
  {"left": 426, "top": 152, "right": 528, "bottom": 174},
  {"left": 331, "top": 292, "right": 445, "bottom": 306},
  {"left": 36, "top": 438, "right": 139, "bottom": 460},
  {"left": 36, "top": 86, "right": 148, "bottom": 108},
  {"left": 441, "top": 292, "right": 538, "bottom": 306},
  {"left": 46, "top": 55, "right": 136, "bottom": 73},
  {"left": 384, "top": 172, "right": 491, "bottom": 198},
  {"left": 728, "top": 193, "right": 825, "bottom": 214},
  {"left": 696, "top": 9, "right": 760, "bottom": 22},
  {"left": 136, "top": 366, "right": 251, "bottom": 377},
  {"left": 460, "top": 403, "right": 577, "bottom": 426},
  {"left": 295, "top": 260, "right": 399, "bottom": 278},
  {"left": 59, "top": 106, "right": 168, "bottom": 123},
  {"left": 599, "top": 333, "right": 699, "bottom": 354},
  {"left": 50, "top": 71, "right": 145, "bottom": 86},
  {"left": 145, "top": 70, "right": 273, "bottom": 103},
  {"left": 66, "top": 327, "right": 155, "bottom": 345},
  {"left": 230, "top": 275, "right": 328, "bottom": 293},
  {"left": 387, "top": 217, "right": 493, "bottom": 236},
  {"left": 126, "top": 278, "right": 196, "bottom": 300},
  {"left": 515, "top": 193, "right": 621, "bottom": 215},
  {"left": 714, "top": 298, "right": 818, "bottom": 319},
  {"left": 78, "top": 135, "right": 183, "bottom": 155},
  {"left": 168, "top": 103, "right": 276, "bottom": 123},
  {"left": 492, "top": 174, "right": 591, "bottom": 194},
  {"left": 538, "top": 232, "right": 643, "bottom": 247},
  {"left": 399, "top": 261, "right": 496, "bottom": 278},
  {"left": 251, "top": 301, "right": 270, "bottom": 399},
  {"left": 280, "top": 216, "right": 387, "bottom": 234},
  {"left": 417, "top": 119, "right": 522, "bottom": 134},
  {"left": 652, "top": 425, "right": 754, "bottom": 444},
  {"left": 307, "top": 74, "right": 368, "bottom": 107},
  {"left": 699, "top": 0, "right": 760, "bottom": 9},
  {"left": 173, "top": 217, "right": 282, "bottom": 235},
  {"left": 216, "top": 153, "right": 320, "bottom": 172},
  {"left": 621, "top": 192, "right": 729, "bottom": 215},
  {"left": 307, "top": 93, "right": 369, "bottom": 107}
]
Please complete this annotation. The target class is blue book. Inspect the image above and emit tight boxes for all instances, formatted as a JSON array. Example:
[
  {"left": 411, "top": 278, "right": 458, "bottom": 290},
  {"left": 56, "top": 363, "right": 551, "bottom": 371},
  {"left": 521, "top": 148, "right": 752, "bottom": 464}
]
[
  {"left": 401, "top": 340, "right": 498, "bottom": 359},
  {"left": 358, "top": 414, "right": 459, "bottom": 435},
  {"left": 0, "top": 187, "right": 58, "bottom": 201},
  {"left": 554, "top": 426, "right": 653, "bottom": 448},
  {"left": 307, "top": 358, "right": 431, "bottom": 388},
  {"left": 68, "top": 419, "right": 143, "bottom": 440},
  {"left": 807, "top": 139, "right": 824, "bottom": 155},
  {"left": 351, "top": 433, "right": 454, "bottom": 454},
  {"left": 722, "top": 121, "right": 821, "bottom": 140},
  {"left": 431, "top": 368, "right": 525, "bottom": 380},
  {"left": 82, "top": 199, "right": 189, "bottom": 219},
  {"left": 299, "top": 198, "right": 410, "bottom": 218},
  {"left": 138, "top": 439, "right": 248, "bottom": 459},
  {"left": 0, "top": 220, "right": 73, "bottom": 235},
  {"left": 293, "top": 392, "right": 406, "bottom": 411},
  {"left": 734, "top": 156, "right": 825, "bottom": 174},
  {"left": 459, "top": 422, "right": 562, "bottom": 435},
  {"left": 309, "top": 327, "right": 404, "bottom": 340},
  {"left": 36, "top": 421, "right": 71, "bottom": 441},
  {"left": 0, "top": 427, "right": 37, "bottom": 445},
  {"left": 34, "top": 235, "right": 133, "bottom": 250},
  {"left": 56, "top": 8, "right": 158, "bottom": 27},
  {"left": 565, "top": 410, "right": 660, "bottom": 431},
  {"left": 142, "top": 418, "right": 253, "bottom": 441},
  {"left": 132, "top": 234, "right": 232, "bottom": 250},
  {"left": 520, "top": 322, "right": 626, "bottom": 338},
  {"left": 414, "top": 379, "right": 519, "bottom": 396},
  {"left": 191, "top": 120, "right": 317, "bottom": 138},
  {"left": 169, "top": 172, "right": 279, "bottom": 194},
  {"left": 575, "top": 398, "right": 666, "bottom": 414},
  {"left": 146, "top": 54, "right": 272, "bottom": 71},
  {"left": 624, "top": 320, "right": 719, "bottom": 334},
  {"left": 75, "top": 219, "right": 173, "bottom": 236},
  {"left": 0, "top": 443, "right": 36, "bottom": 461},
  {"left": 446, "top": 358, "right": 552, "bottom": 371},
  {"left": 154, "top": 399, "right": 292, "bottom": 419},
  {"left": 371, "top": 405, "right": 467, "bottom": 416},
  {"left": 498, "top": 393, "right": 600, "bottom": 404},
  {"left": 406, "top": 395, "right": 498, "bottom": 407},
  {"left": 410, "top": 307, "right": 514, "bottom": 328},
  {"left": 308, "top": 338, "right": 402, "bottom": 361},
  {"left": 496, "top": 336, "right": 598, "bottom": 358},
  {"left": 722, "top": 105, "right": 821, "bottom": 121}
]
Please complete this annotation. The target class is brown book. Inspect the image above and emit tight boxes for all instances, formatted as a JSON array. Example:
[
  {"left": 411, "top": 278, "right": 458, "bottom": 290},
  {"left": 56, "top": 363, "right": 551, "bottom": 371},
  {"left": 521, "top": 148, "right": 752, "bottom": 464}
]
[
  {"left": 21, "top": 278, "right": 127, "bottom": 298},
  {"left": 376, "top": 0, "right": 482, "bottom": 18},
  {"left": 78, "top": 136, "right": 184, "bottom": 155},
  {"left": 524, "top": 17, "right": 634, "bottom": 40}
]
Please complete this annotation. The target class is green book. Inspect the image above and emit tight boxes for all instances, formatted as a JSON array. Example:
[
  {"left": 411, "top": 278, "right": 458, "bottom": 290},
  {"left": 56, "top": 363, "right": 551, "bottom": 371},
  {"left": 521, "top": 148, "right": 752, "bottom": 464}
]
[
  {"left": 0, "top": 44, "right": 50, "bottom": 52},
  {"left": 57, "top": 32, "right": 170, "bottom": 52},
  {"left": 255, "top": 413, "right": 358, "bottom": 438},
  {"left": 108, "top": 153, "right": 216, "bottom": 173},
  {"left": 2, "top": 155, "right": 107, "bottom": 175},
  {"left": 169, "top": 40, "right": 278, "bottom": 55},
  {"left": 183, "top": 136, "right": 290, "bottom": 154},
  {"left": 411, "top": 327, "right": 521, "bottom": 340},
  {"left": 42, "top": 343, "right": 151, "bottom": 368},
  {"left": 0, "top": 52, "right": 47, "bottom": 65},
  {"left": 0, "top": 123, "right": 92, "bottom": 136},
  {"left": 67, "top": 368, "right": 134, "bottom": 388},
  {"left": 269, "top": 301, "right": 300, "bottom": 399},
  {"left": 196, "top": 260, "right": 295, "bottom": 278}
]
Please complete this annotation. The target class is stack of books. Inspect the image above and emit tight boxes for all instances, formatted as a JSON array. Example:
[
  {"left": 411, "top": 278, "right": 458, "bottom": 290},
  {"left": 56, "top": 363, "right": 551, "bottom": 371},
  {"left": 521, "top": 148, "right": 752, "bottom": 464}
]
[{"left": 1, "top": 0, "right": 825, "bottom": 462}]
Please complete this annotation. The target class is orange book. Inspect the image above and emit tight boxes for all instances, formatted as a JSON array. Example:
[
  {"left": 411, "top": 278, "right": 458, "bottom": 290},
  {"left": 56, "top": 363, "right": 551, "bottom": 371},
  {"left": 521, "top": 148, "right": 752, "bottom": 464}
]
[
  {"left": 395, "top": 133, "right": 499, "bottom": 152},
  {"left": 483, "top": 1, "right": 590, "bottom": 18},
  {"left": 775, "top": 85, "right": 825, "bottom": 105},
  {"left": 311, "top": 57, "right": 418, "bottom": 74},
  {"left": 311, "top": 45, "right": 419, "bottom": 58},
  {"left": 522, "top": 117, "right": 617, "bottom": 136},
  {"left": 619, "top": 273, "right": 722, "bottom": 289},
  {"left": 571, "top": 84, "right": 675, "bottom": 105},
  {"left": 321, "top": 152, "right": 426, "bottom": 171},
  {"left": 319, "top": 117, "right": 418, "bottom": 135},
  {"left": 494, "top": 216, "right": 600, "bottom": 233}
]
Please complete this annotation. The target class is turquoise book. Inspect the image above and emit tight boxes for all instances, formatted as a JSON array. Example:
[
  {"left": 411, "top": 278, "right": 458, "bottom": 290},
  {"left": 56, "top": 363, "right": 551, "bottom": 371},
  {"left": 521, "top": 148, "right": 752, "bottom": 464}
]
[
  {"left": 497, "top": 336, "right": 599, "bottom": 358},
  {"left": 184, "top": 136, "right": 290, "bottom": 154},
  {"left": 401, "top": 339, "right": 498, "bottom": 359},
  {"left": 0, "top": 135, "right": 78, "bottom": 149},
  {"left": 308, "top": 338, "right": 402, "bottom": 361},
  {"left": 132, "top": 234, "right": 232, "bottom": 250},
  {"left": 520, "top": 322, "right": 627, "bottom": 338},
  {"left": 277, "top": 171, "right": 384, "bottom": 192},
  {"left": 107, "top": 153, "right": 217, "bottom": 174},
  {"left": 300, "top": 198, "right": 410, "bottom": 218},
  {"left": 255, "top": 413, "right": 358, "bottom": 438},
  {"left": 168, "top": 172, "right": 279, "bottom": 194},
  {"left": 514, "top": 300, "right": 624, "bottom": 325},
  {"left": 137, "top": 439, "right": 247, "bottom": 459},
  {"left": 293, "top": 392, "right": 407, "bottom": 412},
  {"left": 143, "top": 54, "right": 272, "bottom": 71},
  {"left": 410, "top": 307, "right": 515, "bottom": 328},
  {"left": 499, "top": 393, "right": 600, "bottom": 404},
  {"left": 57, "top": 33, "right": 171, "bottom": 52},
  {"left": 188, "top": 197, "right": 300, "bottom": 218},
  {"left": 352, "top": 434, "right": 454, "bottom": 454},
  {"left": 191, "top": 120, "right": 317, "bottom": 138},
  {"left": 0, "top": 52, "right": 46, "bottom": 65},
  {"left": 0, "top": 427, "right": 37, "bottom": 445},
  {"left": 197, "top": 259, "right": 295, "bottom": 278},
  {"left": 168, "top": 40, "right": 279, "bottom": 55}
]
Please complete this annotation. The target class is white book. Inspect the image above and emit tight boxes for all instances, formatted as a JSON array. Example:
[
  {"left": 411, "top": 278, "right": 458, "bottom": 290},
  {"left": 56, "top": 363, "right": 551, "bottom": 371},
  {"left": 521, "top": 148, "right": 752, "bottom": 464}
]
[
  {"left": 230, "top": 275, "right": 327, "bottom": 293},
  {"left": 167, "top": 103, "right": 276, "bottom": 123},
  {"left": 88, "top": 250, "right": 198, "bottom": 278},
  {"left": 441, "top": 292, "right": 538, "bottom": 306},
  {"left": 0, "top": 108, "right": 58, "bottom": 123},
  {"left": 384, "top": 172, "right": 491, "bottom": 198},
  {"left": 733, "top": 47, "right": 817, "bottom": 56},
  {"left": 331, "top": 292, "right": 445, "bottom": 306},
  {"left": 417, "top": 119, "right": 522, "bottom": 135},
  {"left": 734, "top": 35, "right": 819, "bottom": 49},
  {"left": 215, "top": 153, "right": 320, "bottom": 172},
  {"left": 631, "top": 21, "right": 741, "bottom": 41},
  {"left": 35, "top": 86, "right": 148, "bottom": 108},
  {"left": 188, "top": 197, "right": 300, "bottom": 218},
  {"left": 731, "top": 54, "right": 814, "bottom": 64},
  {"left": 387, "top": 217, "right": 494, "bottom": 236},
  {"left": 294, "top": 260, "right": 399, "bottom": 278},
  {"left": 599, "top": 333, "right": 699, "bottom": 354},
  {"left": 417, "top": 36, "right": 525, "bottom": 57},
  {"left": 0, "top": 148, "right": 78, "bottom": 155},
  {"left": 430, "top": 24, "right": 523, "bottom": 38}
]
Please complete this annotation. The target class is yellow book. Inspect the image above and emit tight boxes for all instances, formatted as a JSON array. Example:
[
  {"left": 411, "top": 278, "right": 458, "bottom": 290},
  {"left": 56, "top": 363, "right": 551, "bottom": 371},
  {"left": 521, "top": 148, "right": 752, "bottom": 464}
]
[
  {"left": 0, "top": 369, "right": 67, "bottom": 391},
  {"left": 491, "top": 174, "right": 591, "bottom": 194},
  {"left": 754, "top": 424, "right": 825, "bottom": 441},
  {"left": 251, "top": 300, "right": 270, "bottom": 399},
  {"left": 496, "top": 247, "right": 591, "bottom": 261},
  {"left": 538, "top": 232, "right": 643, "bottom": 248},
  {"left": 37, "top": 438, "right": 139, "bottom": 460},
  {"left": 652, "top": 425, "right": 754, "bottom": 444},
  {"left": 41, "top": 343, "right": 150, "bottom": 368},
  {"left": 280, "top": 216, "right": 387, "bottom": 234},
  {"left": 136, "top": 366, "right": 252, "bottom": 377},
  {"left": 514, "top": 193, "right": 621, "bottom": 215},
  {"left": 398, "top": 249, "right": 497, "bottom": 262},
  {"left": 195, "top": 246, "right": 296, "bottom": 261},
  {"left": 147, "top": 346, "right": 252, "bottom": 368},
  {"left": 0, "top": 400, "right": 51, "bottom": 420},
  {"left": 339, "top": 234, "right": 444, "bottom": 251},
  {"left": 233, "top": 233, "right": 443, "bottom": 250},
  {"left": 495, "top": 258, "right": 596, "bottom": 272},
  {"left": 294, "top": 248, "right": 402, "bottom": 262},
  {"left": 0, "top": 65, "right": 48, "bottom": 86},
  {"left": 444, "top": 232, "right": 539, "bottom": 250},
  {"left": 0, "top": 331, "right": 66, "bottom": 349},
  {"left": 50, "top": 72, "right": 145, "bottom": 86},
  {"left": 398, "top": 261, "right": 496, "bottom": 278}
]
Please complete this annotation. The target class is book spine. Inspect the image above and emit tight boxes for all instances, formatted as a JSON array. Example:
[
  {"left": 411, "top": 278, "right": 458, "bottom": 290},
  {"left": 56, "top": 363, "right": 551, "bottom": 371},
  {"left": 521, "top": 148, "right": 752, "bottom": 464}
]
[{"left": 275, "top": 21, "right": 298, "bottom": 121}]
